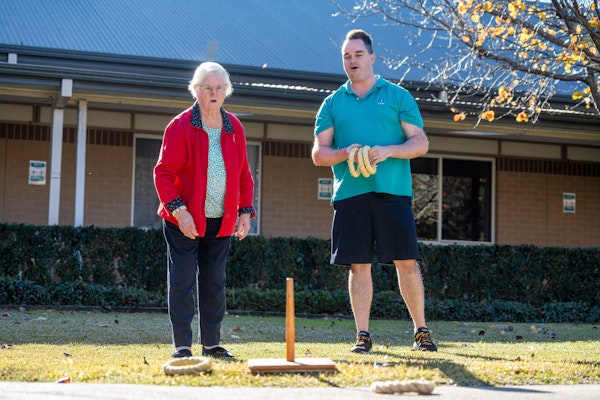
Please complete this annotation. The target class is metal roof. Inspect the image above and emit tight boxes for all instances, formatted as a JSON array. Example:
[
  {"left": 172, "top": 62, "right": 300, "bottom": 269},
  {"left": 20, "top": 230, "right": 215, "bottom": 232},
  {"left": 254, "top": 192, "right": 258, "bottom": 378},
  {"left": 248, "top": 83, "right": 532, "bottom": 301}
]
[
  {"left": 0, "top": 0, "right": 416, "bottom": 80},
  {"left": 1, "top": 0, "right": 598, "bottom": 131}
]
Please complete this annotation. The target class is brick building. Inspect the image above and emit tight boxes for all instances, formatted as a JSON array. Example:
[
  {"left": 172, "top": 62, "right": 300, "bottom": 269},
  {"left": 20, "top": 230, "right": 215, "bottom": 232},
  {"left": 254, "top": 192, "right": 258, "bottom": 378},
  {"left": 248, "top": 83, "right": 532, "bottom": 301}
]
[{"left": 1, "top": 0, "right": 599, "bottom": 247}]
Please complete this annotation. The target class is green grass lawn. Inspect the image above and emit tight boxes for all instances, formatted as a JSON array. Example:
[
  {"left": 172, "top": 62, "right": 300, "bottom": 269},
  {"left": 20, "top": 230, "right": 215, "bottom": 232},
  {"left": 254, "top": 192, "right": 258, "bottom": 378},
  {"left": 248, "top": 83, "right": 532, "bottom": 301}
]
[{"left": 1, "top": 308, "right": 598, "bottom": 387}]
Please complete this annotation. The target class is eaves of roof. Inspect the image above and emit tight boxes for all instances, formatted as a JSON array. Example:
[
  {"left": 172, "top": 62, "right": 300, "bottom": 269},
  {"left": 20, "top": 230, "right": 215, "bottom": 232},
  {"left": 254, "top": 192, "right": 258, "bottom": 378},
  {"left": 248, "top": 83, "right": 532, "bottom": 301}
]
[{"left": 1, "top": 44, "right": 599, "bottom": 145}]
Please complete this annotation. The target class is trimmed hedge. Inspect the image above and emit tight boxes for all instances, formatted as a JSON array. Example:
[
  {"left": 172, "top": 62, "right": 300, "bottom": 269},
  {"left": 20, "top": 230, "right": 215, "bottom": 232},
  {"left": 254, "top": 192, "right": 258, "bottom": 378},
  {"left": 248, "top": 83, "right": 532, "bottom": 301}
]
[
  {"left": 1, "top": 223, "right": 599, "bottom": 315},
  {"left": 2, "top": 277, "right": 598, "bottom": 323}
]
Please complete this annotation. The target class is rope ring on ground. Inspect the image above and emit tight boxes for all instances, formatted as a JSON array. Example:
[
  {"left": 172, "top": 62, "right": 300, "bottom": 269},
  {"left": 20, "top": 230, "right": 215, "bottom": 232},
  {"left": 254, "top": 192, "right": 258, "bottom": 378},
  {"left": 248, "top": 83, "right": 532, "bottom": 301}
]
[
  {"left": 348, "top": 146, "right": 376, "bottom": 178},
  {"left": 370, "top": 379, "right": 435, "bottom": 395},
  {"left": 162, "top": 356, "right": 212, "bottom": 375}
]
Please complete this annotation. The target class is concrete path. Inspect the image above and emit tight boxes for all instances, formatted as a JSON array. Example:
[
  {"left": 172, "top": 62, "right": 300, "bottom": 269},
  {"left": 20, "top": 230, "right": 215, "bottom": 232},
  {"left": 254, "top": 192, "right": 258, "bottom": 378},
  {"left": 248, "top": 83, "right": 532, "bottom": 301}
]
[{"left": 1, "top": 382, "right": 599, "bottom": 400}]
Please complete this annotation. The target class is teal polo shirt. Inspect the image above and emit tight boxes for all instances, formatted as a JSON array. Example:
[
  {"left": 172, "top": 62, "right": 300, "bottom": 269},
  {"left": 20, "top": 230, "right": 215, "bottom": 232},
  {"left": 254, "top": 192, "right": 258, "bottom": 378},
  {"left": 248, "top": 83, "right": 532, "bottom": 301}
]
[{"left": 314, "top": 76, "right": 424, "bottom": 202}]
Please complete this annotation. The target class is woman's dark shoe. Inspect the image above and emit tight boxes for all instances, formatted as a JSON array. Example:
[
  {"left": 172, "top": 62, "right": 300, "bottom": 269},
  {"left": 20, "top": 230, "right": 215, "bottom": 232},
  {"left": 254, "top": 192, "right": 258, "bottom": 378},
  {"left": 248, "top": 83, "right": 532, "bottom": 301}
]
[
  {"left": 202, "top": 346, "right": 235, "bottom": 359},
  {"left": 171, "top": 349, "right": 193, "bottom": 358}
]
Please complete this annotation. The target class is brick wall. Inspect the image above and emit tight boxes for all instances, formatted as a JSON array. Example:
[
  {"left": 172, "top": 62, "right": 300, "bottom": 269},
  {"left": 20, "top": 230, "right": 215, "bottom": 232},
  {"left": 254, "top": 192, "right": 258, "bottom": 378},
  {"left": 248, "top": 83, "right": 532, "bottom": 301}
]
[
  {"left": 82, "top": 144, "right": 133, "bottom": 227},
  {"left": 497, "top": 171, "right": 600, "bottom": 247},
  {"left": 2, "top": 123, "right": 599, "bottom": 247},
  {"left": 3, "top": 139, "right": 51, "bottom": 225},
  {"left": 0, "top": 124, "right": 133, "bottom": 227},
  {"left": 260, "top": 155, "right": 333, "bottom": 239}
]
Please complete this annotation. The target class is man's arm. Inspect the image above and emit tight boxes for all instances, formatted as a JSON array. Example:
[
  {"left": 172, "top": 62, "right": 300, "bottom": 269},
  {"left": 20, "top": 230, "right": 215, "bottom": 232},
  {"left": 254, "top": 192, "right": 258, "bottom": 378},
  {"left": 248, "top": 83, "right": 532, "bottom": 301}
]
[
  {"left": 312, "top": 127, "right": 360, "bottom": 167},
  {"left": 367, "top": 122, "right": 429, "bottom": 164}
]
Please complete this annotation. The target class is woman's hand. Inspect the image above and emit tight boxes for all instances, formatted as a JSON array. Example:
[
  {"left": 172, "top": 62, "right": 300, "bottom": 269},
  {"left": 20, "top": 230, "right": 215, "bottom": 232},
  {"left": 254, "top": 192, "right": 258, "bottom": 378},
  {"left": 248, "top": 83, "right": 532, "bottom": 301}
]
[
  {"left": 175, "top": 209, "right": 198, "bottom": 239},
  {"left": 235, "top": 214, "right": 251, "bottom": 240}
]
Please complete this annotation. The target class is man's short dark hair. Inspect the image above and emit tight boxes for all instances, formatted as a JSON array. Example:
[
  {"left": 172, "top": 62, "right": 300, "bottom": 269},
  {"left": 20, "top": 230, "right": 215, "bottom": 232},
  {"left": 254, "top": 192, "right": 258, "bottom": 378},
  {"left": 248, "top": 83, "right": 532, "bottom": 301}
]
[{"left": 345, "top": 29, "right": 374, "bottom": 54}]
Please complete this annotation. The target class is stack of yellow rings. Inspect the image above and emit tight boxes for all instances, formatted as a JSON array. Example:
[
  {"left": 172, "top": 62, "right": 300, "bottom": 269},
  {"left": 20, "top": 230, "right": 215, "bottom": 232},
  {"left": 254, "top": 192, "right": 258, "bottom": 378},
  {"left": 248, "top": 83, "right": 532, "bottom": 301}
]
[{"left": 348, "top": 145, "right": 377, "bottom": 178}]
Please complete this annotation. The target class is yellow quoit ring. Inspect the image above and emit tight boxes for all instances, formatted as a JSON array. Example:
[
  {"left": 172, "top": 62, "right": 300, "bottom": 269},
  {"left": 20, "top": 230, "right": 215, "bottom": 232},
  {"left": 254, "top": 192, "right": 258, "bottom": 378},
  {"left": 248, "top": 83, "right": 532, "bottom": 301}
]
[
  {"left": 370, "top": 380, "right": 435, "bottom": 394},
  {"left": 348, "top": 147, "right": 360, "bottom": 178},
  {"left": 348, "top": 145, "right": 376, "bottom": 178},
  {"left": 162, "top": 356, "right": 212, "bottom": 375}
]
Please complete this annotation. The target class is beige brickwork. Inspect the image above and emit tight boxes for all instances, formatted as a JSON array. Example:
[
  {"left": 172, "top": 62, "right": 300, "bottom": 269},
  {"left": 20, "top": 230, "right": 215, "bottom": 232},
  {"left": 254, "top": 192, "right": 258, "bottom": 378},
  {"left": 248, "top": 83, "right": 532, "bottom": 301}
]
[
  {"left": 1, "top": 138, "right": 132, "bottom": 227},
  {"left": 2, "top": 128, "right": 598, "bottom": 247},
  {"left": 497, "top": 171, "right": 600, "bottom": 247},
  {"left": 260, "top": 155, "right": 333, "bottom": 239},
  {"left": 3, "top": 140, "right": 51, "bottom": 225},
  {"left": 82, "top": 145, "right": 133, "bottom": 227}
]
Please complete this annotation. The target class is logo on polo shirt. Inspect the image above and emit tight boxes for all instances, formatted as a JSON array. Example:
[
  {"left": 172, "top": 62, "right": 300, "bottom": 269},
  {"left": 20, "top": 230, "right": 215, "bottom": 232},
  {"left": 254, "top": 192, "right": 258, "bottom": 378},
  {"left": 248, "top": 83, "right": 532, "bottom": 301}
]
[{"left": 378, "top": 98, "right": 385, "bottom": 104}]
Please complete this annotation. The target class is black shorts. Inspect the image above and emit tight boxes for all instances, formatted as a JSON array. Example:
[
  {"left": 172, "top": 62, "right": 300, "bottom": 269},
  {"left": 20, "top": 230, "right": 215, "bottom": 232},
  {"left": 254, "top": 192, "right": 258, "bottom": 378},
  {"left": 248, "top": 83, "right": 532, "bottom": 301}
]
[{"left": 331, "top": 193, "right": 420, "bottom": 265}]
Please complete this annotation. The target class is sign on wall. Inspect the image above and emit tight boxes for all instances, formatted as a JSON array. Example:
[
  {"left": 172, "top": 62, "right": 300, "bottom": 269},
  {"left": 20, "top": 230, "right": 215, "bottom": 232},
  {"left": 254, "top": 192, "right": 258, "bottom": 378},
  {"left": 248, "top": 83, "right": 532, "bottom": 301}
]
[
  {"left": 318, "top": 178, "right": 332, "bottom": 200},
  {"left": 28, "top": 160, "right": 47, "bottom": 185},
  {"left": 563, "top": 192, "right": 576, "bottom": 213}
]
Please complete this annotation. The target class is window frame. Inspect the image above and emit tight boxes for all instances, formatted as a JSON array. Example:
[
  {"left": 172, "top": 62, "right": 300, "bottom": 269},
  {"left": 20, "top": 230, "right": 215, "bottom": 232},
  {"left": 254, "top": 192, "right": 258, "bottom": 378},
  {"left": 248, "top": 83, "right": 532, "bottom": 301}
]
[
  {"left": 130, "top": 134, "right": 262, "bottom": 235},
  {"left": 413, "top": 154, "right": 496, "bottom": 245}
]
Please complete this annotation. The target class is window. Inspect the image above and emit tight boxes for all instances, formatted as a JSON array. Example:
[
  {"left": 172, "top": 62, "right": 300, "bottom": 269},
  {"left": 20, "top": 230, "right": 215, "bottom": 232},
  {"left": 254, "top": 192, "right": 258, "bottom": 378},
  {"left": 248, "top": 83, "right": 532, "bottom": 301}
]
[
  {"left": 245, "top": 141, "right": 261, "bottom": 235},
  {"left": 132, "top": 135, "right": 261, "bottom": 234},
  {"left": 132, "top": 136, "right": 162, "bottom": 229},
  {"left": 411, "top": 156, "right": 494, "bottom": 243}
]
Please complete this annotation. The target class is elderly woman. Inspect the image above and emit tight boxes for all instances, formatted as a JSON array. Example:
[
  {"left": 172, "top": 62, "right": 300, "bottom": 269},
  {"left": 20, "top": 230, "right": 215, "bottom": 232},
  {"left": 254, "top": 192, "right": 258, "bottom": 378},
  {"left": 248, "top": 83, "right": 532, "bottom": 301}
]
[{"left": 154, "top": 61, "right": 255, "bottom": 359}]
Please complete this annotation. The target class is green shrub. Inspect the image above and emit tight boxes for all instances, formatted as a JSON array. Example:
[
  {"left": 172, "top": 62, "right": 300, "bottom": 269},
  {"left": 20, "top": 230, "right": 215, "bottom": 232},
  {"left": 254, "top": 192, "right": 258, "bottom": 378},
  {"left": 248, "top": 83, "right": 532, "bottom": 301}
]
[{"left": 0, "top": 223, "right": 598, "bottom": 318}]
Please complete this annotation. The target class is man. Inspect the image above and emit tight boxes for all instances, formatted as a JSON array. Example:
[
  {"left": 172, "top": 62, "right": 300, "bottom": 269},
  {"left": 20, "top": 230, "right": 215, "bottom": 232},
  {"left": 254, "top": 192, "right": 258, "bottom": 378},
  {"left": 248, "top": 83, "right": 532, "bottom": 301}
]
[{"left": 312, "top": 29, "right": 437, "bottom": 353}]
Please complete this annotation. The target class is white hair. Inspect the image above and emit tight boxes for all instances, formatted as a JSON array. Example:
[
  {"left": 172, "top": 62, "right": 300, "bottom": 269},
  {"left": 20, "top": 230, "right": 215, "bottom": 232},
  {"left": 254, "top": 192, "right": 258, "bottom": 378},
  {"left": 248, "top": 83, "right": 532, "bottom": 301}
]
[{"left": 188, "top": 61, "right": 233, "bottom": 99}]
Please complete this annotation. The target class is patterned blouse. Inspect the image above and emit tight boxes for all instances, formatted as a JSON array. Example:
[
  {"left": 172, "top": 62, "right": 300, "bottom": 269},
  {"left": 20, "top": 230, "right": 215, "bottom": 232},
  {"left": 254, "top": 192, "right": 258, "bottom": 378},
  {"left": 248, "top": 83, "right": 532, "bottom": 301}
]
[{"left": 204, "top": 125, "right": 226, "bottom": 217}]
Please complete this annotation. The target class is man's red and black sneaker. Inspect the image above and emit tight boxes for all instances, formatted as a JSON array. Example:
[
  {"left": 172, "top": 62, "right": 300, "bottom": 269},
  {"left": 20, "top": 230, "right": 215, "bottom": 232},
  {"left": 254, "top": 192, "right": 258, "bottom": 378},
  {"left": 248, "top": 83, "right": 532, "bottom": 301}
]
[
  {"left": 350, "top": 330, "right": 372, "bottom": 354},
  {"left": 413, "top": 327, "right": 437, "bottom": 351}
]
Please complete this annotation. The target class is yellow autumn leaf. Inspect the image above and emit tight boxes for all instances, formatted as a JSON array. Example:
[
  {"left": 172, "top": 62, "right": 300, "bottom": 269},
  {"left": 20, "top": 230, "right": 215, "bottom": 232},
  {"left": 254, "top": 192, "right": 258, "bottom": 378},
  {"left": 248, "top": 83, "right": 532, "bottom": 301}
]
[
  {"left": 516, "top": 112, "right": 529, "bottom": 123},
  {"left": 572, "top": 92, "right": 583, "bottom": 100},
  {"left": 481, "top": 110, "right": 495, "bottom": 122},
  {"left": 453, "top": 113, "right": 467, "bottom": 121}
]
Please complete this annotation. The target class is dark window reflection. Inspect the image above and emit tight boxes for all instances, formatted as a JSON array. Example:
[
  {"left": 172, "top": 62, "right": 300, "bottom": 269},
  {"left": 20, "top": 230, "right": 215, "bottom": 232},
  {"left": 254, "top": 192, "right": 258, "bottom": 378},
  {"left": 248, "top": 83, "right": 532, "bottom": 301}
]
[
  {"left": 441, "top": 159, "right": 492, "bottom": 241},
  {"left": 411, "top": 158, "right": 439, "bottom": 241}
]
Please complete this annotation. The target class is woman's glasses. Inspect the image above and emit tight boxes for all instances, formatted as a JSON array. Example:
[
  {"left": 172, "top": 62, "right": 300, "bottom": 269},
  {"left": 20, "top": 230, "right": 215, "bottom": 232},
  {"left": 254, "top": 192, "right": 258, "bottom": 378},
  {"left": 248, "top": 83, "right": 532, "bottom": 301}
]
[{"left": 199, "top": 85, "right": 227, "bottom": 94}]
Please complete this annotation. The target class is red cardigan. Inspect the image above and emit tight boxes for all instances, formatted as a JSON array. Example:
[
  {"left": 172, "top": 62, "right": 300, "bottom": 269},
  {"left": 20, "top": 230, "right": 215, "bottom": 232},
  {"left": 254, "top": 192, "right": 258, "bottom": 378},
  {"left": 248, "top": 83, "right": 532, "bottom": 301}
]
[{"left": 154, "top": 103, "right": 255, "bottom": 237}]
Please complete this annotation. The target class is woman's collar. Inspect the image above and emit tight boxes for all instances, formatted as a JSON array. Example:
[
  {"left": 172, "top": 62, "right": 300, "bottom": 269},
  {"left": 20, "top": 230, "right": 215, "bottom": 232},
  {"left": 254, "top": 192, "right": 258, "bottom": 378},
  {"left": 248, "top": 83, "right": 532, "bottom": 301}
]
[{"left": 190, "top": 102, "right": 234, "bottom": 133}]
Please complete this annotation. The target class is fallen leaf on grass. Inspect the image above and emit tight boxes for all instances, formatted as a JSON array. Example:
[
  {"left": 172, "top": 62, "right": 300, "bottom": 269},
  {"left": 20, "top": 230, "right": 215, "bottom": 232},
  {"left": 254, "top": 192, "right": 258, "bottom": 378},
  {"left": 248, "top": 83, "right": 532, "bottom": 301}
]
[{"left": 373, "top": 362, "right": 399, "bottom": 368}]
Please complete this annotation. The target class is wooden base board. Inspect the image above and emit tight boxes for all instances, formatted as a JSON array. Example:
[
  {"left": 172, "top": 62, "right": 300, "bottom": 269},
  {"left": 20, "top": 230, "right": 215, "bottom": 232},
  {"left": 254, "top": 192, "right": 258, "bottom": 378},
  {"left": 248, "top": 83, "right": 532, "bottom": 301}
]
[{"left": 248, "top": 357, "right": 337, "bottom": 373}]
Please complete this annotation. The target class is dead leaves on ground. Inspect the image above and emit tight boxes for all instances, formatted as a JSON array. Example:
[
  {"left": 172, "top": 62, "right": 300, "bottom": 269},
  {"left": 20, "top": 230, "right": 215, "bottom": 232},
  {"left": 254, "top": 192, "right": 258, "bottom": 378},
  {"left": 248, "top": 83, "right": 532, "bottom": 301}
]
[{"left": 460, "top": 323, "right": 559, "bottom": 342}]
